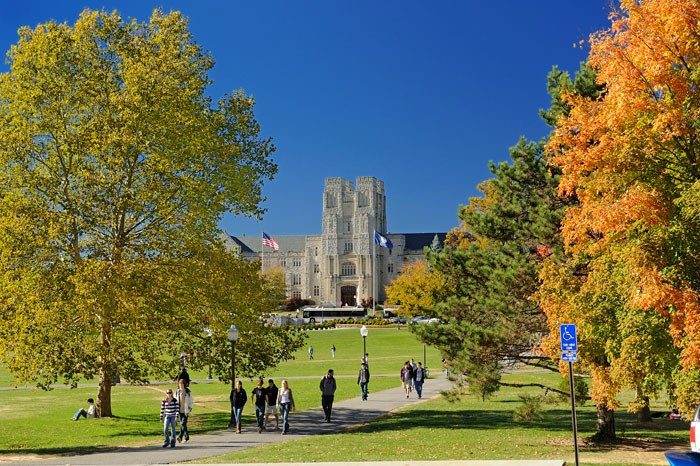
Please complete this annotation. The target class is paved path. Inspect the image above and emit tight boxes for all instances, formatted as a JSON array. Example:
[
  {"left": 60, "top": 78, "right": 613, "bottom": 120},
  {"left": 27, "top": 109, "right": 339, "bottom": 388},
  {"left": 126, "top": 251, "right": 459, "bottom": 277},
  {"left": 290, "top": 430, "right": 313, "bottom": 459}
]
[{"left": 21, "top": 376, "right": 562, "bottom": 466}]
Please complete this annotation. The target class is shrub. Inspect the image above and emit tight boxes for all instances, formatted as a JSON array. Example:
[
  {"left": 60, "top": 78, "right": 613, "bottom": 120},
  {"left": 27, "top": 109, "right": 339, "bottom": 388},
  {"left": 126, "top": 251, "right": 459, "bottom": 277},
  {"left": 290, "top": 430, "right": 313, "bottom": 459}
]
[{"left": 513, "top": 394, "right": 544, "bottom": 421}]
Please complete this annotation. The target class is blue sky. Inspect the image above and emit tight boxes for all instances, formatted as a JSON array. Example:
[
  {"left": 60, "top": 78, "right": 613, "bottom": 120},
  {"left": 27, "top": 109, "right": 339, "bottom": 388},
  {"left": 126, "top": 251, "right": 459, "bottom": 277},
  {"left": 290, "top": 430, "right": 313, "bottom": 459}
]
[{"left": 0, "top": 1, "right": 612, "bottom": 238}]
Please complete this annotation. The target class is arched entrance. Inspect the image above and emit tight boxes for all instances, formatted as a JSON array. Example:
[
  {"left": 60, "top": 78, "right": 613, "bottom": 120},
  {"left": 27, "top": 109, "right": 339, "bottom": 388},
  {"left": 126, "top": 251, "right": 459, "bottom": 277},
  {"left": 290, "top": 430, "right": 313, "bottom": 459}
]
[{"left": 340, "top": 285, "right": 357, "bottom": 306}]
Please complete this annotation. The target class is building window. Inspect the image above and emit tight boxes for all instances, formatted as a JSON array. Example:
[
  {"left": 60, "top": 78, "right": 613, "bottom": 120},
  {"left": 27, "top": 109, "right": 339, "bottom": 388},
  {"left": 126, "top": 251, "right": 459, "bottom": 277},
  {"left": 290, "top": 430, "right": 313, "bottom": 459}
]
[
  {"left": 344, "top": 242, "right": 353, "bottom": 253},
  {"left": 292, "top": 290, "right": 301, "bottom": 299},
  {"left": 314, "top": 263, "right": 320, "bottom": 273},
  {"left": 388, "top": 263, "right": 394, "bottom": 273},
  {"left": 313, "top": 285, "right": 320, "bottom": 296},
  {"left": 293, "top": 258, "right": 301, "bottom": 267},
  {"left": 341, "top": 262, "right": 356, "bottom": 276},
  {"left": 292, "top": 274, "right": 301, "bottom": 285},
  {"left": 280, "top": 259, "right": 286, "bottom": 267},
  {"left": 345, "top": 221, "right": 352, "bottom": 232},
  {"left": 315, "top": 247, "right": 318, "bottom": 256}
]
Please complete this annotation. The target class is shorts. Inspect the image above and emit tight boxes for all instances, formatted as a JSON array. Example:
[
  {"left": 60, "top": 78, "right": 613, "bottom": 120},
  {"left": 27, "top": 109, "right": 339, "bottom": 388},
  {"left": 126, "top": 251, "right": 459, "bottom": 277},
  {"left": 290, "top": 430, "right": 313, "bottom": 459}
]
[{"left": 266, "top": 404, "right": 278, "bottom": 415}]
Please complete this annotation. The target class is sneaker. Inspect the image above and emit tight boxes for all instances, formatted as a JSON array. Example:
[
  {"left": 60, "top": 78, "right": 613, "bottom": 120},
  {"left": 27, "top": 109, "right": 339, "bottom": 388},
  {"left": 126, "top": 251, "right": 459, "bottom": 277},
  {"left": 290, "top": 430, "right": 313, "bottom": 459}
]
[
  {"left": 170, "top": 443, "right": 176, "bottom": 448},
  {"left": 162, "top": 443, "right": 168, "bottom": 448},
  {"left": 177, "top": 437, "right": 182, "bottom": 443},
  {"left": 185, "top": 437, "right": 189, "bottom": 443},
  {"left": 258, "top": 427, "right": 262, "bottom": 433}
]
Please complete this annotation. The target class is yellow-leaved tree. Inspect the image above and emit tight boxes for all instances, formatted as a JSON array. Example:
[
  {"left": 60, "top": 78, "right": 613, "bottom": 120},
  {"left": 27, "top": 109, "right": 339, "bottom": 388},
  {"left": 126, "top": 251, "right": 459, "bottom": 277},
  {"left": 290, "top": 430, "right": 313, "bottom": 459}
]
[{"left": 0, "top": 9, "right": 306, "bottom": 417}]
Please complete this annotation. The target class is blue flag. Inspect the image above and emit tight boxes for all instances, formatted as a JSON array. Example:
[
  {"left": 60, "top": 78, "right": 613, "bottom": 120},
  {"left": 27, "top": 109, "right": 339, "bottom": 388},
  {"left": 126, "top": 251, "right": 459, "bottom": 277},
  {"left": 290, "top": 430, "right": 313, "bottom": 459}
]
[{"left": 374, "top": 231, "right": 393, "bottom": 251}]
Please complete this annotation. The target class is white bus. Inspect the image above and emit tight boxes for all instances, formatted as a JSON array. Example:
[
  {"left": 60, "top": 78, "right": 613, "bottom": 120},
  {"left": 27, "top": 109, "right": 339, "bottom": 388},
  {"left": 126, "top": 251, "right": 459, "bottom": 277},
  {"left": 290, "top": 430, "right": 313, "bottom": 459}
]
[{"left": 300, "top": 306, "right": 367, "bottom": 324}]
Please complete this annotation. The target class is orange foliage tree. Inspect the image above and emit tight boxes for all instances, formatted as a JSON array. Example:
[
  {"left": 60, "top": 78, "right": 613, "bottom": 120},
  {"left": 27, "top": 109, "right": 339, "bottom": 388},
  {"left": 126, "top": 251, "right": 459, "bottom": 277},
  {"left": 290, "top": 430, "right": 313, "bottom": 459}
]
[{"left": 541, "top": 0, "right": 700, "bottom": 432}]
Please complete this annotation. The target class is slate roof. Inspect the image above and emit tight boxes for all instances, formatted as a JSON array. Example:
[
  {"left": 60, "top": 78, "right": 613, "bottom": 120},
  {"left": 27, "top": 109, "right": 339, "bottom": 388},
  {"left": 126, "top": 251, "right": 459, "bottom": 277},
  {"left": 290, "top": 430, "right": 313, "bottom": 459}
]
[
  {"left": 231, "top": 234, "right": 310, "bottom": 254},
  {"left": 223, "top": 232, "right": 446, "bottom": 254},
  {"left": 402, "top": 233, "right": 447, "bottom": 251}
]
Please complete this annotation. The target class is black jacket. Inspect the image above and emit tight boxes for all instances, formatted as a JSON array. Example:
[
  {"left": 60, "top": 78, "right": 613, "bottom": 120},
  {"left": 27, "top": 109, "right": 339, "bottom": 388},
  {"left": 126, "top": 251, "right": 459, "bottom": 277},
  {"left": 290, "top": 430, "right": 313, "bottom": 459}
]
[{"left": 230, "top": 388, "right": 247, "bottom": 409}]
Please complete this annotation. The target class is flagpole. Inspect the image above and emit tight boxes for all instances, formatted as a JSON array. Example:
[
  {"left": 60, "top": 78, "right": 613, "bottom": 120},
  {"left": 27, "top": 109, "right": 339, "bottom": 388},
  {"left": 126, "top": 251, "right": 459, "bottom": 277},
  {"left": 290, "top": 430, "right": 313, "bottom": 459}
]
[
  {"left": 372, "top": 230, "right": 376, "bottom": 313},
  {"left": 261, "top": 231, "right": 264, "bottom": 272}
]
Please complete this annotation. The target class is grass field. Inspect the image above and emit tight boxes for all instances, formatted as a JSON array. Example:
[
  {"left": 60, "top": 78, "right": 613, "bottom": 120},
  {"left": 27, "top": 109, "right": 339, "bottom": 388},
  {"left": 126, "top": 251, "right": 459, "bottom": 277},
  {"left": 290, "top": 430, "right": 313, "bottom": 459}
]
[
  {"left": 0, "top": 326, "right": 437, "bottom": 457},
  {"left": 0, "top": 327, "right": 689, "bottom": 465},
  {"left": 198, "top": 370, "right": 687, "bottom": 466}
]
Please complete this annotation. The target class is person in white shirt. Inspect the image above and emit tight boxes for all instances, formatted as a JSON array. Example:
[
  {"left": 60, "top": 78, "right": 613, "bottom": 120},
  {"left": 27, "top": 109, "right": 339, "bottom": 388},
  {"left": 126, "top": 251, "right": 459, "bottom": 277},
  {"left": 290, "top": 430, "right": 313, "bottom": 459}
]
[
  {"left": 72, "top": 398, "right": 96, "bottom": 420},
  {"left": 276, "top": 379, "right": 295, "bottom": 434}
]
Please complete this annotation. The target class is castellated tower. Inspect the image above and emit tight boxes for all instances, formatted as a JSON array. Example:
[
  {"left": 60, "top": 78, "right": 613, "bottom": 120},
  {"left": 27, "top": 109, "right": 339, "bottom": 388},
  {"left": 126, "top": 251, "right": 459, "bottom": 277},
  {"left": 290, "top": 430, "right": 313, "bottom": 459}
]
[
  {"left": 223, "top": 176, "right": 444, "bottom": 308},
  {"left": 321, "top": 176, "right": 386, "bottom": 306}
]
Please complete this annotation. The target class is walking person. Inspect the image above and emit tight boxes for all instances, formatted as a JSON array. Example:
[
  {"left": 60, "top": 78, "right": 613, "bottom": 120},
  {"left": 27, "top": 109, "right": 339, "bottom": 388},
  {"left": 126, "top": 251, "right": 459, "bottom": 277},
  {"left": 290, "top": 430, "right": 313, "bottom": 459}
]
[
  {"left": 265, "top": 379, "right": 280, "bottom": 430},
  {"left": 277, "top": 379, "right": 295, "bottom": 435},
  {"left": 400, "top": 361, "right": 413, "bottom": 398},
  {"left": 252, "top": 377, "right": 267, "bottom": 433},
  {"left": 410, "top": 358, "right": 418, "bottom": 389},
  {"left": 176, "top": 378, "right": 194, "bottom": 443},
  {"left": 308, "top": 345, "right": 314, "bottom": 360},
  {"left": 160, "top": 388, "right": 179, "bottom": 448},
  {"left": 331, "top": 344, "right": 336, "bottom": 359},
  {"left": 414, "top": 361, "right": 426, "bottom": 399},
  {"left": 319, "top": 368, "right": 337, "bottom": 422},
  {"left": 230, "top": 380, "right": 247, "bottom": 433},
  {"left": 357, "top": 362, "right": 370, "bottom": 400}
]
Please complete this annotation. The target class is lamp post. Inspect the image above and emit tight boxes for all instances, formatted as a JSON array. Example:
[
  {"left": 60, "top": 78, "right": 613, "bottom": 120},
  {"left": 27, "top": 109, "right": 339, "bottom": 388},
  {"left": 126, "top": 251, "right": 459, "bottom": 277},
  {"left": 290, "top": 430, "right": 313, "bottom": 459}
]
[
  {"left": 204, "top": 327, "right": 213, "bottom": 379},
  {"left": 360, "top": 325, "right": 368, "bottom": 362},
  {"left": 227, "top": 324, "right": 239, "bottom": 429}
]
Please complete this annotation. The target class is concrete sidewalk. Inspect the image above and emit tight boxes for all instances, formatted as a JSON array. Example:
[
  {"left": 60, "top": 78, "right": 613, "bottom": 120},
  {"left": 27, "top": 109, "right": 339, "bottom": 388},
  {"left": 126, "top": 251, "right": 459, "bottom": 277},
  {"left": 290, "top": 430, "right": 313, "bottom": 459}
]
[{"left": 21, "top": 376, "right": 563, "bottom": 466}]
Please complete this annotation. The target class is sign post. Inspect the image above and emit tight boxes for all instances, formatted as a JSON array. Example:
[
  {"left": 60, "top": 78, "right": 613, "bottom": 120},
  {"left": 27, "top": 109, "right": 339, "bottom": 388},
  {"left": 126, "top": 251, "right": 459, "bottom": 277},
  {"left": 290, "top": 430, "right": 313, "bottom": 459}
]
[{"left": 560, "top": 324, "right": 579, "bottom": 466}]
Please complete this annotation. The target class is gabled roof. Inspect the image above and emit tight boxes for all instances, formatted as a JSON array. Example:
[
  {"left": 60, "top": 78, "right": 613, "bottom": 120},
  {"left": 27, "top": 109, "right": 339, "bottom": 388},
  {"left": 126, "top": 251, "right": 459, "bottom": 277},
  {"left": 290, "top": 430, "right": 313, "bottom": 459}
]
[
  {"left": 402, "top": 233, "right": 447, "bottom": 251},
  {"left": 230, "top": 234, "right": 310, "bottom": 254}
]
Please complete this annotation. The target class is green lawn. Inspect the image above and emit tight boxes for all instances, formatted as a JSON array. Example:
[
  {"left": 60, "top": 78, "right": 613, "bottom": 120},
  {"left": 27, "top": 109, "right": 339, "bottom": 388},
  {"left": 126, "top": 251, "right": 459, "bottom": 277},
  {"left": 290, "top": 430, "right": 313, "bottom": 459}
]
[
  {"left": 198, "top": 371, "right": 687, "bottom": 465},
  {"left": 0, "top": 328, "right": 687, "bottom": 465},
  {"left": 0, "top": 327, "right": 434, "bottom": 456}
]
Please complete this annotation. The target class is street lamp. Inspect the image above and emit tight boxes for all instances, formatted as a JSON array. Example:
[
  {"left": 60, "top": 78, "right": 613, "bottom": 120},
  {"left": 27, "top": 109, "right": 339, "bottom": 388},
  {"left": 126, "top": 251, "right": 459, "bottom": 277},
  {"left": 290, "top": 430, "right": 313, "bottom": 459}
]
[
  {"left": 227, "top": 324, "right": 239, "bottom": 429},
  {"left": 204, "top": 327, "right": 213, "bottom": 379},
  {"left": 360, "top": 325, "right": 368, "bottom": 362}
]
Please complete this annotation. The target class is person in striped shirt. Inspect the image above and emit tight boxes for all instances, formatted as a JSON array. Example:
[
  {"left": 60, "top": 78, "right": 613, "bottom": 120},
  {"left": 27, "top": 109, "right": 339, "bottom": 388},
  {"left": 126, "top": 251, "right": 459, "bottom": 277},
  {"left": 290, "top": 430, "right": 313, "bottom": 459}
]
[{"left": 160, "top": 389, "right": 179, "bottom": 448}]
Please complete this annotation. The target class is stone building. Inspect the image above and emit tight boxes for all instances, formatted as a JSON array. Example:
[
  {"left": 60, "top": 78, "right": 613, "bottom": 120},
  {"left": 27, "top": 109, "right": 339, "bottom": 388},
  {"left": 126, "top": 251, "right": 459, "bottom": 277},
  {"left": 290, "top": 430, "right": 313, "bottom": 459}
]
[{"left": 223, "top": 176, "right": 445, "bottom": 306}]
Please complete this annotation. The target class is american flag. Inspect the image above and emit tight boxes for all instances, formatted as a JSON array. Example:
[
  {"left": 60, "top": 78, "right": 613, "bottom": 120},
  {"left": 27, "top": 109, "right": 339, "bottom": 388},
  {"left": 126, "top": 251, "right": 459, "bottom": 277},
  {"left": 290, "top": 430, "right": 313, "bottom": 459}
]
[{"left": 262, "top": 232, "right": 279, "bottom": 251}]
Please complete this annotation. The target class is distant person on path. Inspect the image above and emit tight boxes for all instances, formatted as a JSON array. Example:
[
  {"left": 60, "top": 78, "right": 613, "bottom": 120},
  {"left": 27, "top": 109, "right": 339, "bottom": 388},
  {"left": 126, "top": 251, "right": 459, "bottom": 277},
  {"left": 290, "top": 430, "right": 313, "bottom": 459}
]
[
  {"left": 252, "top": 377, "right": 267, "bottom": 433},
  {"left": 72, "top": 398, "right": 96, "bottom": 420},
  {"left": 177, "top": 366, "right": 190, "bottom": 388},
  {"left": 265, "top": 379, "right": 280, "bottom": 430},
  {"left": 230, "top": 380, "right": 247, "bottom": 433},
  {"left": 277, "top": 379, "right": 295, "bottom": 435},
  {"left": 331, "top": 344, "right": 336, "bottom": 358},
  {"left": 413, "top": 361, "right": 426, "bottom": 399},
  {"left": 357, "top": 362, "right": 370, "bottom": 400},
  {"left": 410, "top": 358, "right": 418, "bottom": 388},
  {"left": 400, "top": 361, "right": 413, "bottom": 398},
  {"left": 308, "top": 345, "right": 314, "bottom": 360},
  {"left": 160, "top": 388, "right": 179, "bottom": 448},
  {"left": 320, "top": 368, "right": 337, "bottom": 422},
  {"left": 176, "top": 378, "right": 193, "bottom": 443}
]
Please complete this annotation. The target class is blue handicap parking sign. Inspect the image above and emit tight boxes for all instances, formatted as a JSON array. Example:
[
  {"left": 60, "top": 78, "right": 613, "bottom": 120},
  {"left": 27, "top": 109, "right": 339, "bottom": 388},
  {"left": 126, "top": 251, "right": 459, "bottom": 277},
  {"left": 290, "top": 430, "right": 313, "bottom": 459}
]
[{"left": 560, "top": 324, "right": 577, "bottom": 352}]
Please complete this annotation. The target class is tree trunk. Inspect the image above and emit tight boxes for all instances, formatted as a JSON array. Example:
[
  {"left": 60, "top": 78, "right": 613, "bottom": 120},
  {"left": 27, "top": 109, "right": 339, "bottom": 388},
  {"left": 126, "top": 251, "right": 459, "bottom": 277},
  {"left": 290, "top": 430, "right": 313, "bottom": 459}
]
[
  {"left": 591, "top": 404, "right": 616, "bottom": 441},
  {"left": 97, "top": 369, "right": 113, "bottom": 418},
  {"left": 97, "top": 321, "right": 114, "bottom": 418},
  {"left": 637, "top": 395, "right": 652, "bottom": 422}
]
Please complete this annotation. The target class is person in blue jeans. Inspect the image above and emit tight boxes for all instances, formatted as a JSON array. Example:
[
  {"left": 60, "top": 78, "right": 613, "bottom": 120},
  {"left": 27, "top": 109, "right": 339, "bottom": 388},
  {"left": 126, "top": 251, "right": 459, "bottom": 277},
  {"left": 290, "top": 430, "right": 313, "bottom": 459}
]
[
  {"left": 276, "top": 379, "right": 295, "bottom": 434},
  {"left": 357, "top": 362, "right": 370, "bottom": 400},
  {"left": 160, "top": 389, "right": 179, "bottom": 448},
  {"left": 251, "top": 377, "right": 267, "bottom": 433},
  {"left": 230, "top": 380, "right": 247, "bottom": 433},
  {"left": 413, "top": 361, "right": 426, "bottom": 399}
]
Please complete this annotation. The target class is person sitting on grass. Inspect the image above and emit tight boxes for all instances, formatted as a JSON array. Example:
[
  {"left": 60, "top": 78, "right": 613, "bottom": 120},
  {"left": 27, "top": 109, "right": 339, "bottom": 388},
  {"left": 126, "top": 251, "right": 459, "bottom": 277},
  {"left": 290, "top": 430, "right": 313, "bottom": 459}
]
[{"left": 72, "top": 398, "right": 96, "bottom": 420}]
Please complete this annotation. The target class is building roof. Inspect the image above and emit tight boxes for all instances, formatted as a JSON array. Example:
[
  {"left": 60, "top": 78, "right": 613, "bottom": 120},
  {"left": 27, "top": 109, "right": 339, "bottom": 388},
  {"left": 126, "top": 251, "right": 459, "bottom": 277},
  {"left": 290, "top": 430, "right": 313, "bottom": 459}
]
[
  {"left": 402, "top": 233, "right": 447, "bottom": 251},
  {"left": 232, "top": 234, "right": 310, "bottom": 253},
  {"left": 224, "top": 232, "right": 447, "bottom": 254}
]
